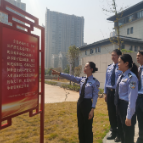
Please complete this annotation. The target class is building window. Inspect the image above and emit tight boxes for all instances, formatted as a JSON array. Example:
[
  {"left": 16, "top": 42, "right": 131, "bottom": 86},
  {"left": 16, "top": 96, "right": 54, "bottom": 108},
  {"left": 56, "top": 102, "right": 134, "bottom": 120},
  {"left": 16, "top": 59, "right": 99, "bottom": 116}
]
[
  {"left": 118, "top": 18, "right": 125, "bottom": 26},
  {"left": 98, "top": 47, "right": 101, "bottom": 52},
  {"left": 134, "top": 46, "right": 138, "bottom": 52},
  {"left": 85, "top": 50, "right": 87, "bottom": 55},
  {"left": 95, "top": 48, "right": 98, "bottom": 53},
  {"left": 130, "top": 27, "right": 133, "bottom": 34},
  {"left": 137, "top": 10, "right": 143, "bottom": 18},
  {"left": 117, "top": 10, "right": 143, "bottom": 27},
  {"left": 129, "top": 46, "right": 133, "bottom": 51},
  {"left": 95, "top": 47, "right": 101, "bottom": 53},
  {"left": 90, "top": 49, "right": 94, "bottom": 54},
  {"left": 121, "top": 44, "right": 125, "bottom": 49},
  {"left": 140, "top": 46, "right": 143, "bottom": 50},
  {"left": 127, "top": 28, "right": 130, "bottom": 35}
]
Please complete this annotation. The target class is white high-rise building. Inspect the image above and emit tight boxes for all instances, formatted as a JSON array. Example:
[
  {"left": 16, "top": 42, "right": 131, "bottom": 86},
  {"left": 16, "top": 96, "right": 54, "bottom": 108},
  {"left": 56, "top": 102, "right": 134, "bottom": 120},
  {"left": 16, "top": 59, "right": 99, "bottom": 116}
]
[
  {"left": 0, "top": 0, "right": 26, "bottom": 29},
  {"left": 45, "top": 8, "right": 84, "bottom": 69}
]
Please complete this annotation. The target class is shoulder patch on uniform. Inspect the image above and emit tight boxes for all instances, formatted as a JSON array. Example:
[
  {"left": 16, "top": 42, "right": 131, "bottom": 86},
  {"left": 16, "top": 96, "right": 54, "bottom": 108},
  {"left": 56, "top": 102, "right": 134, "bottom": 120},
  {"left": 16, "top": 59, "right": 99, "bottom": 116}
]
[
  {"left": 82, "top": 76, "right": 86, "bottom": 78},
  {"left": 108, "top": 64, "right": 112, "bottom": 66},
  {"left": 93, "top": 77, "right": 95, "bottom": 80},
  {"left": 128, "top": 73, "right": 132, "bottom": 78},
  {"left": 130, "top": 82, "right": 136, "bottom": 89}
]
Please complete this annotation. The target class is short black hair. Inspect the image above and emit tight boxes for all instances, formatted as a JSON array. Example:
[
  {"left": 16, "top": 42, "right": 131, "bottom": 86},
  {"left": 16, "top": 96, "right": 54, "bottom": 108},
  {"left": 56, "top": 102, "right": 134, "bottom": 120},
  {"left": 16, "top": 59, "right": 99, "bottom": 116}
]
[
  {"left": 88, "top": 62, "right": 98, "bottom": 73},
  {"left": 138, "top": 50, "right": 143, "bottom": 55},
  {"left": 112, "top": 49, "right": 122, "bottom": 56}
]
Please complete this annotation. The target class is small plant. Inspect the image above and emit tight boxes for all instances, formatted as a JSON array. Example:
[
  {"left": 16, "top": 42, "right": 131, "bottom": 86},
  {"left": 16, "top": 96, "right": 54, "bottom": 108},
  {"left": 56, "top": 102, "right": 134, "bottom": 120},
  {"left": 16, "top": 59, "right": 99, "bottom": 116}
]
[
  {"left": 121, "top": 49, "right": 133, "bottom": 54},
  {"left": 45, "top": 81, "right": 57, "bottom": 86},
  {"left": 99, "top": 88, "right": 104, "bottom": 94},
  {"left": 61, "top": 84, "right": 80, "bottom": 92}
]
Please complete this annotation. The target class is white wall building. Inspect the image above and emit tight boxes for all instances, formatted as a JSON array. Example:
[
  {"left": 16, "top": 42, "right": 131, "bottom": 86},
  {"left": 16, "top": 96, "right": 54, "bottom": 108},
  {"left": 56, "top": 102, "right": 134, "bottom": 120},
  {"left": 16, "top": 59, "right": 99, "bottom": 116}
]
[
  {"left": 79, "top": 1, "right": 143, "bottom": 88},
  {"left": 108, "top": 1, "right": 143, "bottom": 40},
  {"left": 79, "top": 37, "right": 143, "bottom": 88},
  {"left": 45, "top": 8, "right": 84, "bottom": 69}
]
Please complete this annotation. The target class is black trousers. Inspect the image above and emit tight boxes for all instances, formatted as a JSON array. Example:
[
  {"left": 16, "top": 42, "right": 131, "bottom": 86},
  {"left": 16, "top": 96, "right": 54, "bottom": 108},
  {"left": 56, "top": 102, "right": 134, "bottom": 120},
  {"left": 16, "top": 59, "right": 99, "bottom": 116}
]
[
  {"left": 136, "top": 95, "right": 143, "bottom": 143},
  {"left": 107, "top": 88, "right": 118, "bottom": 133},
  {"left": 77, "top": 98, "right": 93, "bottom": 143},
  {"left": 117, "top": 99, "right": 136, "bottom": 143}
]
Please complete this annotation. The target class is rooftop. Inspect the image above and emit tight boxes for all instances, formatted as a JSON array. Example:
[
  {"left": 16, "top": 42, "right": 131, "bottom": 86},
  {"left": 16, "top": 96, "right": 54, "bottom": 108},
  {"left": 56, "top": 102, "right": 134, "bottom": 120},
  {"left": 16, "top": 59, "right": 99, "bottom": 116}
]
[
  {"left": 46, "top": 8, "right": 84, "bottom": 18},
  {"left": 107, "top": 1, "right": 143, "bottom": 21},
  {"left": 79, "top": 36, "right": 143, "bottom": 50}
]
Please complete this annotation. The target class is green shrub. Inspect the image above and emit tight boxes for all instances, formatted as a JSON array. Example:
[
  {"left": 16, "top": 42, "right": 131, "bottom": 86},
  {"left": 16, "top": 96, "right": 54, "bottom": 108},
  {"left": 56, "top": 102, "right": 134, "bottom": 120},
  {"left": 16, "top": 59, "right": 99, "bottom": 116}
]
[
  {"left": 61, "top": 84, "right": 104, "bottom": 94},
  {"left": 99, "top": 88, "right": 104, "bottom": 94},
  {"left": 45, "top": 81, "right": 57, "bottom": 86},
  {"left": 61, "top": 84, "right": 80, "bottom": 92}
]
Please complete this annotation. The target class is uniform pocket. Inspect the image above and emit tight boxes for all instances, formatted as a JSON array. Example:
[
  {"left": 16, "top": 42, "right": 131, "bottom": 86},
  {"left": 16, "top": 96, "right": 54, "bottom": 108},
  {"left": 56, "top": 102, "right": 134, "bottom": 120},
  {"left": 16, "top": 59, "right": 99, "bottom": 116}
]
[
  {"left": 119, "top": 81, "right": 127, "bottom": 93},
  {"left": 85, "top": 84, "right": 93, "bottom": 94}
]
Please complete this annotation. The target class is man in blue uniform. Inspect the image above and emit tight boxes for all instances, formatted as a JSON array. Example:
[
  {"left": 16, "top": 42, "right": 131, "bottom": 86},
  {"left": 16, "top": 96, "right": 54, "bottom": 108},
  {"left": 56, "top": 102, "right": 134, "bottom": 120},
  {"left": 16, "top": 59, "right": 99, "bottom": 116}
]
[
  {"left": 136, "top": 51, "right": 143, "bottom": 143},
  {"left": 104, "top": 49, "right": 122, "bottom": 141}
]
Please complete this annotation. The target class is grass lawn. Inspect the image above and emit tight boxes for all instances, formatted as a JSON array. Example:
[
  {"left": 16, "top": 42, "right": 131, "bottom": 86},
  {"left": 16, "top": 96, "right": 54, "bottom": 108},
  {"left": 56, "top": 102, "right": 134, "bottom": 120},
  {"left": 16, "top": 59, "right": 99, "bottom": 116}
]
[{"left": 0, "top": 98, "right": 109, "bottom": 143}]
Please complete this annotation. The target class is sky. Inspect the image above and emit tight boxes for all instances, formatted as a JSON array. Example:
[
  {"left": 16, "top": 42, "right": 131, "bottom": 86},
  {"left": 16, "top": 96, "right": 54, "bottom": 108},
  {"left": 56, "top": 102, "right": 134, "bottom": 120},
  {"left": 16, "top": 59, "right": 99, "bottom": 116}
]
[{"left": 22, "top": 0, "right": 142, "bottom": 45}]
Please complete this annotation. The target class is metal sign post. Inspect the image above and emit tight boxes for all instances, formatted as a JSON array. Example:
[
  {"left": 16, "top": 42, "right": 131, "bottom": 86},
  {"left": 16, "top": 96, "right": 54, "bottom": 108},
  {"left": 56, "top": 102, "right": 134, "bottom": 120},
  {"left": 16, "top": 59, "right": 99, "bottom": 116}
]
[{"left": 0, "top": 0, "right": 45, "bottom": 143}]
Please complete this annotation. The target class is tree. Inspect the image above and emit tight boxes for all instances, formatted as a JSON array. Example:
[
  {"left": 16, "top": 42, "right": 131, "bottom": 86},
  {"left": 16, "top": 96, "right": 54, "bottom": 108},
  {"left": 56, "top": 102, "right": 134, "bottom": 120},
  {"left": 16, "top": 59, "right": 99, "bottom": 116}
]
[
  {"left": 45, "top": 69, "right": 48, "bottom": 75},
  {"left": 74, "top": 65, "right": 82, "bottom": 77},
  {"left": 67, "top": 46, "right": 80, "bottom": 75},
  {"left": 47, "top": 68, "right": 53, "bottom": 75},
  {"left": 103, "top": 0, "right": 127, "bottom": 50},
  {"left": 53, "top": 67, "right": 62, "bottom": 73},
  {"left": 63, "top": 65, "right": 70, "bottom": 74}
]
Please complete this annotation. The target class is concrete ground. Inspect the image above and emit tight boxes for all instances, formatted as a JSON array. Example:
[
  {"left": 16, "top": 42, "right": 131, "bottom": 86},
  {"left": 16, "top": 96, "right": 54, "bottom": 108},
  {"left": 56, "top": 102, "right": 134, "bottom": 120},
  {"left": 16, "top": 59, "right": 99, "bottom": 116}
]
[
  {"left": 44, "top": 83, "right": 79, "bottom": 103},
  {"left": 103, "top": 121, "right": 139, "bottom": 143}
]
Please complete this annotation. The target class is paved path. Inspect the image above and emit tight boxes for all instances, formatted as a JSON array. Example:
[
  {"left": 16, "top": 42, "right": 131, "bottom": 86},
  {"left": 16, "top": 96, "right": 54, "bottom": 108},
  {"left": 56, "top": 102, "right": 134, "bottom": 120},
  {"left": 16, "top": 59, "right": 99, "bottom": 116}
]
[
  {"left": 45, "top": 79, "right": 70, "bottom": 86},
  {"left": 103, "top": 121, "right": 139, "bottom": 143},
  {"left": 44, "top": 83, "right": 79, "bottom": 103}
]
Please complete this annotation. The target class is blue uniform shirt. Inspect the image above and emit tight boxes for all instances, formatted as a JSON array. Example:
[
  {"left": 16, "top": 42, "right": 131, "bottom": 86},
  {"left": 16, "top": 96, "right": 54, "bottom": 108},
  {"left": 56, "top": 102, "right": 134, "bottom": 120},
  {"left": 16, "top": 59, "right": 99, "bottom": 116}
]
[
  {"left": 60, "top": 73, "right": 100, "bottom": 108},
  {"left": 138, "top": 66, "right": 143, "bottom": 94},
  {"left": 104, "top": 63, "right": 122, "bottom": 94},
  {"left": 117, "top": 69, "right": 138, "bottom": 120}
]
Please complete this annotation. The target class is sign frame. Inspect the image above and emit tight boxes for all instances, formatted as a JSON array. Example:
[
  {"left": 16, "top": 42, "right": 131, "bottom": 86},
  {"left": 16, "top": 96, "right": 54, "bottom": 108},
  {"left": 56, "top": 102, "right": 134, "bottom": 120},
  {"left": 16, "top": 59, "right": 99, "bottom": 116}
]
[{"left": 0, "top": 0, "right": 45, "bottom": 143}]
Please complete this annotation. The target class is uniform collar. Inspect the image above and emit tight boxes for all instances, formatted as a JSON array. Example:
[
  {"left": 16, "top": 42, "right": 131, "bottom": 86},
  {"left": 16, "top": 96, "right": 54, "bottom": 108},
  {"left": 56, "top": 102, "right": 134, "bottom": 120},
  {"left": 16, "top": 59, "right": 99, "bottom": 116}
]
[
  {"left": 112, "top": 63, "right": 118, "bottom": 67},
  {"left": 113, "top": 63, "right": 118, "bottom": 66},
  {"left": 123, "top": 69, "right": 130, "bottom": 77},
  {"left": 86, "top": 75, "right": 93, "bottom": 80},
  {"left": 140, "top": 65, "right": 143, "bottom": 69}
]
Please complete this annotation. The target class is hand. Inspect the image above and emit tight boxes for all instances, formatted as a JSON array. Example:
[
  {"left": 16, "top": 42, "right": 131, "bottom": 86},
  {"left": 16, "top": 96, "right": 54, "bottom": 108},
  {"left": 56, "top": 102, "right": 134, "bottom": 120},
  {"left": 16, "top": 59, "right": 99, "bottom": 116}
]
[
  {"left": 125, "top": 118, "right": 131, "bottom": 126},
  {"left": 88, "top": 109, "right": 94, "bottom": 120},
  {"left": 104, "top": 94, "right": 107, "bottom": 102},
  {"left": 51, "top": 69, "right": 60, "bottom": 76}
]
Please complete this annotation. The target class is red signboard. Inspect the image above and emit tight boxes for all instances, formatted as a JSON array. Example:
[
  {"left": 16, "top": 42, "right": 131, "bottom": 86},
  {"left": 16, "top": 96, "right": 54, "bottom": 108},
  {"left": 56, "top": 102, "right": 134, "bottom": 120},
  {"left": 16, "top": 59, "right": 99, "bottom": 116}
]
[
  {"left": 0, "top": 24, "right": 39, "bottom": 119},
  {"left": 0, "top": 0, "right": 45, "bottom": 142}
]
